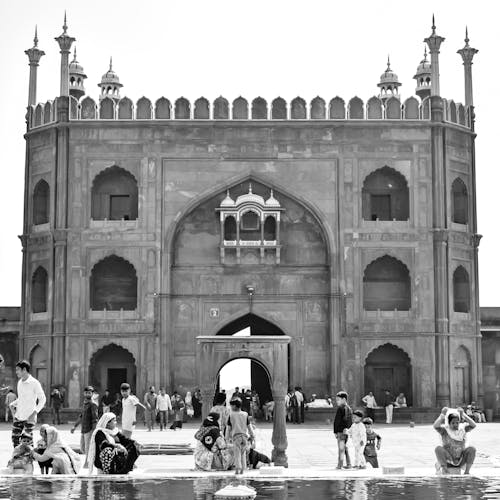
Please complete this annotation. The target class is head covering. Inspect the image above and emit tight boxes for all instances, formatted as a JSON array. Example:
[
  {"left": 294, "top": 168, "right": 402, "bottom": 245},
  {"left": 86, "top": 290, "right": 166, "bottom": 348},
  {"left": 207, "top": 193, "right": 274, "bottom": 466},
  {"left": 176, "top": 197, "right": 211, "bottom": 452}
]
[
  {"left": 43, "top": 426, "right": 81, "bottom": 473},
  {"left": 87, "top": 412, "right": 118, "bottom": 475},
  {"left": 443, "top": 408, "right": 467, "bottom": 442},
  {"left": 202, "top": 412, "right": 220, "bottom": 428}
]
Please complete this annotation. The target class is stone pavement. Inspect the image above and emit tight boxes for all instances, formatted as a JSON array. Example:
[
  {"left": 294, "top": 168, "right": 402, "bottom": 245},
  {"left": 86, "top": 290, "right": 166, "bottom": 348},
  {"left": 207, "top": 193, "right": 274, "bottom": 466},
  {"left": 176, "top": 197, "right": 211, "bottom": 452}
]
[{"left": 0, "top": 421, "right": 499, "bottom": 478}]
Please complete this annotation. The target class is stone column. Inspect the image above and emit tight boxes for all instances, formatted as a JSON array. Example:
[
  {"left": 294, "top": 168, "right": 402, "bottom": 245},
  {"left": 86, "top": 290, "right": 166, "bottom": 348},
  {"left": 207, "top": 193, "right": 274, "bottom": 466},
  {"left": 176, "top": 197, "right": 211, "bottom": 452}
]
[
  {"left": 271, "top": 391, "right": 288, "bottom": 467},
  {"left": 472, "top": 235, "right": 484, "bottom": 406},
  {"left": 201, "top": 385, "right": 214, "bottom": 420},
  {"left": 457, "top": 28, "right": 478, "bottom": 108},
  {"left": 54, "top": 14, "right": 75, "bottom": 97},
  {"left": 25, "top": 27, "right": 45, "bottom": 106}
]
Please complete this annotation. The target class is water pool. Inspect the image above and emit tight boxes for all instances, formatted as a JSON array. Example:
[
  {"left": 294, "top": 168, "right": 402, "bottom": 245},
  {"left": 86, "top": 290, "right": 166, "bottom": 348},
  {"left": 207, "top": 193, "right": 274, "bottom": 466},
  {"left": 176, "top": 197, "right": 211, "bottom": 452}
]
[{"left": 2, "top": 477, "right": 500, "bottom": 499}]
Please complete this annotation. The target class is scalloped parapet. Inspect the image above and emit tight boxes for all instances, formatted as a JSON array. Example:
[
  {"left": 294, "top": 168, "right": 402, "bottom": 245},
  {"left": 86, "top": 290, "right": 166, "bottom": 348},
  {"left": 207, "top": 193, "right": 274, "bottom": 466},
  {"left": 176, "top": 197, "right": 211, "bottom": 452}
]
[{"left": 27, "top": 95, "right": 473, "bottom": 129}]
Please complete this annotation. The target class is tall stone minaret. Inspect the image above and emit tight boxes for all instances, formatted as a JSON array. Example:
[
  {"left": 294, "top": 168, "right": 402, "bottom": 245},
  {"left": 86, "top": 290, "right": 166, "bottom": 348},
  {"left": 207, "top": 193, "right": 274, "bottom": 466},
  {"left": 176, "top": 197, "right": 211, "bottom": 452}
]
[
  {"left": 25, "top": 26, "right": 45, "bottom": 106},
  {"left": 457, "top": 27, "right": 478, "bottom": 107},
  {"left": 54, "top": 12, "right": 75, "bottom": 97},
  {"left": 424, "top": 15, "right": 445, "bottom": 96}
]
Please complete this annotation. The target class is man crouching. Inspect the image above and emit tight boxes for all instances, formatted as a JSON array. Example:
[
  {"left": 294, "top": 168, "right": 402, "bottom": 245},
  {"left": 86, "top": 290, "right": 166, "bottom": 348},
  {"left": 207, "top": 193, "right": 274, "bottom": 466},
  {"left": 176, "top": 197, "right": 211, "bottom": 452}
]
[{"left": 433, "top": 406, "right": 476, "bottom": 475}]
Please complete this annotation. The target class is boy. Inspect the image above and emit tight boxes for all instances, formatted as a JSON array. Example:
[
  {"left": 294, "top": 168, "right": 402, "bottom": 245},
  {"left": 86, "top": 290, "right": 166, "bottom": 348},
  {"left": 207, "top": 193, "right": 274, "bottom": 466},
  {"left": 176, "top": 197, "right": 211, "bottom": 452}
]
[
  {"left": 363, "top": 417, "right": 382, "bottom": 468},
  {"left": 120, "top": 383, "right": 146, "bottom": 438},
  {"left": 71, "top": 385, "right": 99, "bottom": 467},
  {"left": 8, "top": 430, "right": 34, "bottom": 474},
  {"left": 347, "top": 410, "right": 367, "bottom": 469},
  {"left": 227, "top": 398, "right": 255, "bottom": 474},
  {"left": 333, "top": 391, "right": 352, "bottom": 469}
]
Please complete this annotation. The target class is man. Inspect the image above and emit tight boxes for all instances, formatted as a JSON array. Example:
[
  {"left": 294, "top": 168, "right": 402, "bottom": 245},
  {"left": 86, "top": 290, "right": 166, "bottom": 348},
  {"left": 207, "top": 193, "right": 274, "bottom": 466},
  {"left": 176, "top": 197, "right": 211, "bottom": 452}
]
[
  {"left": 10, "top": 360, "right": 46, "bottom": 446},
  {"left": 121, "top": 383, "right": 145, "bottom": 438},
  {"left": 71, "top": 385, "right": 99, "bottom": 466},
  {"left": 50, "top": 387, "right": 64, "bottom": 425},
  {"left": 383, "top": 390, "right": 394, "bottom": 424},
  {"left": 433, "top": 406, "right": 476, "bottom": 474},
  {"left": 362, "top": 391, "right": 377, "bottom": 422},
  {"left": 333, "top": 391, "right": 352, "bottom": 469},
  {"left": 143, "top": 386, "right": 157, "bottom": 431},
  {"left": 5, "top": 388, "right": 16, "bottom": 422},
  {"left": 156, "top": 387, "right": 172, "bottom": 430},
  {"left": 294, "top": 386, "right": 305, "bottom": 424},
  {"left": 170, "top": 391, "right": 185, "bottom": 430}
]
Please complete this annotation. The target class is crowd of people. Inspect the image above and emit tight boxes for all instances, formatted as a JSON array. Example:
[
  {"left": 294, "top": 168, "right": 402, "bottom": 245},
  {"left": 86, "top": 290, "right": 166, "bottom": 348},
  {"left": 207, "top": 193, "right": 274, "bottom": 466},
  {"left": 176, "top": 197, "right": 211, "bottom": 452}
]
[{"left": 2, "top": 359, "right": 488, "bottom": 476}]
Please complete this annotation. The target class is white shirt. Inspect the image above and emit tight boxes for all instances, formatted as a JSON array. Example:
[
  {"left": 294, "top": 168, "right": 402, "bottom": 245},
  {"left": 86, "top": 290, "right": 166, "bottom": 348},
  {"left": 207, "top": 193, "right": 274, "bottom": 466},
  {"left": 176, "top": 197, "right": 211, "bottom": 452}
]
[
  {"left": 348, "top": 421, "right": 367, "bottom": 447},
  {"left": 295, "top": 391, "right": 304, "bottom": 404},
  {"left": 156, "top": 393, "right": 172, "bottom": 411},
  {"left": 362, "top": 394, "right": 377, "bottom": 408},
  {"left": 121, "top": 395, "right": 139, "bottom": 431},
  {"left": 14, "top": 375, "right": 46, "bottom": 421}
]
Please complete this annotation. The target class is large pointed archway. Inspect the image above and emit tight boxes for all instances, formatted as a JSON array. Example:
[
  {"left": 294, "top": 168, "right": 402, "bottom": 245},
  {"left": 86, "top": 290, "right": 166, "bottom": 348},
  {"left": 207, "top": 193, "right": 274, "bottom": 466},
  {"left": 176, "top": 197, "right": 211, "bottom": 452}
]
[{"left": 196, "top": 335, "right": 290, "bottom": 466}]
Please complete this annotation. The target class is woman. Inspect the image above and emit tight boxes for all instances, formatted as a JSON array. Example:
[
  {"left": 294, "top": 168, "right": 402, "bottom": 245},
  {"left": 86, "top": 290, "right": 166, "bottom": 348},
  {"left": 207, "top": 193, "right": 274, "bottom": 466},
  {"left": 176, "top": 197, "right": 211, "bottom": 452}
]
[
  {"left": 194, "top": 412, "right": 233, "bottom": 471},
  {"left": 170, "top": 391, "right": 185, "bottom": 430},
  {"left": 34, "top": 424, "right": 52, "bottom": 473},
  {"left": 32, "top": 426, "right": 81, "bottom": 474},
  {"left": 210, "top": 393, "right": 230, "bottom": 436},
  {"left": 185, "top": 391, "right": 194, "bottom": 418},
  {"left": 395, "top": 393, "right": 407, "bottom": 408},
  {"left": 87, "top": 412, "right": 140, "bottom": 475}
]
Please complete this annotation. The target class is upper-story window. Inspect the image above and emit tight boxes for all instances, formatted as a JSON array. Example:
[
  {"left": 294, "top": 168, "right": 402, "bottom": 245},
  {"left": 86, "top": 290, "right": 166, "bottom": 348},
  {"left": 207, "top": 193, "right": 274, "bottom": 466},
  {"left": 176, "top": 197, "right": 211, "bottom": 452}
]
[
  {"left": 217, "top": 184, "right": 283, "bottom": 264},
  {"left": 32, "top": 266, "right": 48, "bottom": 313},
  {"left": 453, "top": 266, "right": 470, "bottom": 313},
  {"left": 91, "top": 166, "right": 138, "bottom": 221},
  {"left": 33, "top": 180, "right": 50, "bottom": 225},
  {"left": 362, "top": 166, "right": 409, "bottom": 221},
  {"left": 451, "top": 178, "right": 468, "bottom": 225}
]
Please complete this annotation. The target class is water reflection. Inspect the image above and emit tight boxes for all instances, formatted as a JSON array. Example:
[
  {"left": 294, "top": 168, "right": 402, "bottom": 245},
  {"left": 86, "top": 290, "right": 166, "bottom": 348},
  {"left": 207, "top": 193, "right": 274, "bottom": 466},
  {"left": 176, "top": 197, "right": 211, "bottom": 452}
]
[{"left": 1, "top": 477, "right": 500, "bottom": 499}]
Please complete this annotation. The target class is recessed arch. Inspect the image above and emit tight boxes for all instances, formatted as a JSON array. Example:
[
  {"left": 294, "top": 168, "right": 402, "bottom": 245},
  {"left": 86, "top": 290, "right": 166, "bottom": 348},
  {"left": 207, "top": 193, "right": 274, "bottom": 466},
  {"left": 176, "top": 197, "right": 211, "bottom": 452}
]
[
  {"left": 32, "top": 266, "right": 48, "bottom": 313},
  {"left": 213, "top": 96, "right": 229, "bottom": 119},
  {"left": 194, "top": 97, "right": 210, "bottom": 119},
  {"left": 252, "top": 97, "right": 268, "bottom": 119},
  {"left": 91, "top": 165, "right": 138, "bottom": 221},
  {"left": 29, "top": 344, "right": 48, "bottom": 393},
  {"left": 216, "top": 313, "right": 286, "bottom": 337},
  {"left": 136, "top": 97, "right": 152, "bottom": 119},
  {"left": 363, "top": 255, "right": 411, "bottom": 311},
  {"left": 451, "top": 177, "right": 468, "bottom": 225},
  {"left": 271, "top": 97, "right": 287, "bottom": 119},
  {"left": 99, "top": 97, "right": 115, "bottom": 119},
  {"left": 453, "top": 266, "right": 470, "bottom": 313},
  {"left": 362, "top": 166, "right": 409, "bottom": 221},
  {"left": 90, "top": 255, "right": 137, "bottom": 311},
  {"left": 118, "top": 97, "right": 133, "bottom": 119},
  {"left": 310, "top": 97, "right": 326, "bottom": 119},
  {"left": 452, "top": 345, "right": 472, "bottom": 405},
  {"left": 33, "top": 179, "right": 50, "bottom": 225}
]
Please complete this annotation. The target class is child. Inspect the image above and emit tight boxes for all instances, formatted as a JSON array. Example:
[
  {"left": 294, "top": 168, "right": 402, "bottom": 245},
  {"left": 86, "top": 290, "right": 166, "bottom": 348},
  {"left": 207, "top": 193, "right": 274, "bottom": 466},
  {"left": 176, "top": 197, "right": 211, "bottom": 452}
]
[
  {"left": 333, "top": 391, "right": 352, "bottom": 469},
  {"left": 347, "top": 410, "right": 367, "bottom": 469},
  {"left": 120, "top": 383, "right": 146, "bottom": 438},
  {"left": 8, "top": 431, "right": 34, "bottom": 474},
  {"left": 363, "top": 417, "right": 382, "bottom": 468},
  {"left": 227, "top": 398, "right": 255, "bottom": 474},
  {"left": 71, "top": 385, "right": 99, "bottom": 467}
]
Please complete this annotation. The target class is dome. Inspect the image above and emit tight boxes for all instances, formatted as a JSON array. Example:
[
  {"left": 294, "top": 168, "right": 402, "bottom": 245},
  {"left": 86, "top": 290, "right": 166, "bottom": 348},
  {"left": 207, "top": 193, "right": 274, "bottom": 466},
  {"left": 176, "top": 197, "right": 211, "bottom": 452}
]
[
  {"left": 235, "top": 184, "right": 265, "bottom": 206},
  {"left": 265, "top": 189, "right": 281, "bottom": 207},
  {"left": 69, "top": 48, "right": 87, "bottom": 78},
  {"left": 379, "top": 58, "right": 400, "bottom": 85},
  {"left": 414, "top": 49, "right": 431, "bottom": 79},
  {"left": 100, "top": 57, "right": 122, "bottom": 87},
  {"left": 220, "top": 190, "right": 235, "bottom": 207}
]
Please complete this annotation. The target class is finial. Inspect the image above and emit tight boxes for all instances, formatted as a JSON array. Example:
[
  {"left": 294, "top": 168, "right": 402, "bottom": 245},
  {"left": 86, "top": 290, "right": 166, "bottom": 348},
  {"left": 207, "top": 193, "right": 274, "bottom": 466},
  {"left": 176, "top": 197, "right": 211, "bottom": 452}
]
[
  {"left": 387, "top": 55, "right": 391, "bottom": 70},
  {"left": 424, "top": 46, "right": 428, "bottom": 60},
  {"left": 432, "top": 14, "right": 436, "bottom": 34},
  {"left": 34, "top": 25, "right": 38, "bottom": 47},
  {"left": 270, "top": 189, "right": 274, "bottom": 197},
  {"left": 63, "top": 11, "right": 68, "bottom": 34},
  {"left": 72, "top": 46, "right": 77, "bottom": 61},
  {"left": 465, "top": 26, "right": 469, "bottom": 46},
  {"left": 109, "top": 56, "right": 113, "bottom": 71}
]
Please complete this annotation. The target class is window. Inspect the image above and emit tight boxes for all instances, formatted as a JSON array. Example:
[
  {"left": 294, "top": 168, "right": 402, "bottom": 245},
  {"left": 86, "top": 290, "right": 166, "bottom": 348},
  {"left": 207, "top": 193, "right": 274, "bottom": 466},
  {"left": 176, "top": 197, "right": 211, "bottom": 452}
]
[
  {"left": 32, "top": 266, "right": 48, "bottom": 313},
  {"left": 224, "top": 216, "right": 237, "bottom": 240},
  {"left": 452, "top": 178, "right": 468, "bottom": 225},
  {"left": 241, "top": 211, "right": 259, "bottom": 230},
  {"left": 453, "top": 266, "right": 470, "bottom": 313},
  {"left": 110, "top": 195, "right": 131, "bottom": 220},
  {"left": 363, "top": 256, "right": 411, "bottom": 311},
  {"left": 264, "top": 216, "right": 276, "bottom": 240},
  {"left": 362, "top": 167, "right": 409, "bottom": 221},
  {"left": 33, "top": 180, "right": 50, "bottom": 225}
]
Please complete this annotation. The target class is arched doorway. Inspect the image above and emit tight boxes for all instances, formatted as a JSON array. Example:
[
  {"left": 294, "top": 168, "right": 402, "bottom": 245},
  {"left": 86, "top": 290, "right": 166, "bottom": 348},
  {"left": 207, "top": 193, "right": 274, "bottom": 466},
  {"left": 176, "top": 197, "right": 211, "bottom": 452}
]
[
  {"left": 364, "top": 344, "right": 412, "bottom": 405},
  {"left": 89, "top": 344, "right": 136, "bottom": 397},
  {"left": 453, "top": 346, "right": 472, "bottom": 406},
  {"left": 216, "top": 314, "right": 288, "bottom": 408}
]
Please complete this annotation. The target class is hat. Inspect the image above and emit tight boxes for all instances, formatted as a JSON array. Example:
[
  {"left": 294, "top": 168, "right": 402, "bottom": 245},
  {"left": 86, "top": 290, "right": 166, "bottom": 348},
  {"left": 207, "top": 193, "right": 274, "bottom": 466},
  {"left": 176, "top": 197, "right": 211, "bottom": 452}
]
[
  {"left": 362, "top": 417, "right": 373, "bottom": 425},
  {"left": 353, "top": 410, "right": 364, "bottom": 418}
]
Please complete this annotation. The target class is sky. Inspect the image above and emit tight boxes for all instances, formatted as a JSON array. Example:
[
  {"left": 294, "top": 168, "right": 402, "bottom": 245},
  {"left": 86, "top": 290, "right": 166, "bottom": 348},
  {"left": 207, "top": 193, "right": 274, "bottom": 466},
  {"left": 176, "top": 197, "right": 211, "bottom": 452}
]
[{"left": 0, "top": 0, "right": 499, "bottom": 306}]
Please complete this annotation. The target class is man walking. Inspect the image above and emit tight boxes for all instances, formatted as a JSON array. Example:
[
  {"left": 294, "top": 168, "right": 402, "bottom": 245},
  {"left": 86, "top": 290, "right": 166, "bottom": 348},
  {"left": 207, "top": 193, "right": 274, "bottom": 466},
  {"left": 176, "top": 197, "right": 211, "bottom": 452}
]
[
  {"left": 143, "top": 386, "right": 158, "bottom": 432},
  {"left": 362, "top": 391, "right": 377, "bottom": 422},
  {"left": 156, "top": 387, "right": 172, "bottom": 430},
  {"left": 10, "top": 360, "right": 46, "bottom": 446},
  {"left": 71, "top": 385, "right": 99, "bottom": 467},
  {"left": 383, "top": 390, "right": 394, "bottom": 424}
]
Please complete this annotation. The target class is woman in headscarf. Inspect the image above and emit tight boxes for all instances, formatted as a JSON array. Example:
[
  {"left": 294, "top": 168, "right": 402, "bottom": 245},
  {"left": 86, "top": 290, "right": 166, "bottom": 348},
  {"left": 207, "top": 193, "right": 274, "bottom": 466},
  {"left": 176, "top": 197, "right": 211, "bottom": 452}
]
[
  {"left": 32, "top": 426, "right": 81, "bottom": 474},
  {"left": 194, "top": 412, "right": 234, "bottom": 471},
  {"left": 210, "top": 393, "right": 230, "bottom": 436},
  {"left": 33, "top": 424, "right": 52, "bottom": 473},
  {"left": 87, "top": 412, "right": 140, "bottom": 475}
]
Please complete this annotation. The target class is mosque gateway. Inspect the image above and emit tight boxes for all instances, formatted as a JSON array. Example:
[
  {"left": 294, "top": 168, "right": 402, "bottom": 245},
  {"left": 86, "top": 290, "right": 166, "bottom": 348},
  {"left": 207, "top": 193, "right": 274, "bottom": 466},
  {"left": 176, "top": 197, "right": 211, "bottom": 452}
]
[{"left": 21, "top": 17, "right": 482, "bottom": 414}]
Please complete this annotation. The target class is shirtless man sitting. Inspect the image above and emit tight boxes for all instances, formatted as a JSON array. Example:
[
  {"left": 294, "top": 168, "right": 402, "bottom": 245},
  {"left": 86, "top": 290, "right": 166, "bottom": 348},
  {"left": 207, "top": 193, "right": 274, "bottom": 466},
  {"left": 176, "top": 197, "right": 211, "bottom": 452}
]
[{"left": 433, "top": 406, "right": 476, "bottom": 475}]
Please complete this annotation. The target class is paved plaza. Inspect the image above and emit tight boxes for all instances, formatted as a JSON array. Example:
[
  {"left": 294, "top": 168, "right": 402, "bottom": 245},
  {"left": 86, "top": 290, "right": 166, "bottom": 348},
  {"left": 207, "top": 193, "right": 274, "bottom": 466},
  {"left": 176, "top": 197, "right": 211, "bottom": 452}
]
[{"left": 1, "top": 421, "right": 500, "bottom": 478}]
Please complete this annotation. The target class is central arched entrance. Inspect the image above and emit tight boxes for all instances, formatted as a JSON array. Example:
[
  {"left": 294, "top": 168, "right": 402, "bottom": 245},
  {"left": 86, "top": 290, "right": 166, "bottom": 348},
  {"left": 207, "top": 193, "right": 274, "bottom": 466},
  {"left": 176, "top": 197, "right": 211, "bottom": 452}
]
[
  {"left": 89, "top": 344, "right": 137, "bottom": 397},
  {"left": 196, "top": 334, "right": 290, "bottom": 466},
  {"left": 216, "top": 314, "right": 287, "bottom": 407}
]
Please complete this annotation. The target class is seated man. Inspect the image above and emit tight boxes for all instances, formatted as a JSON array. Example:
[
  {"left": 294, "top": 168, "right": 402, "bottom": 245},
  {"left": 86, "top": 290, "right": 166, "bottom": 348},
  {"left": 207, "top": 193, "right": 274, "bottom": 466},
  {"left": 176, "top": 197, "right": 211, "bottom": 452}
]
[{"left": 433, "top": 406, "right": 476, "bottom": 475}]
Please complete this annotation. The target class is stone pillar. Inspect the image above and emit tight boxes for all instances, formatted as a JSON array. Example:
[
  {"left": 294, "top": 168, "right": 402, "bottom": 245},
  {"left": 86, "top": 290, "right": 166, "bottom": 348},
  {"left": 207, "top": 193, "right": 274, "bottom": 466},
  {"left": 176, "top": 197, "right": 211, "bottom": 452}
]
[
  {"left": 472, "top": 235, "right": 484, "bottom": 406},
  {"left": 201, "top": 385, "right": 214, "bottom": 420},
  {"left": 271, "top": 391, "right": 288, "bottom": 467},
  {"left": 424, "top": 16, "right": 445, "bottom": 96},
  {"left": 25, "top": 27, "right": 45, "bottom": 106},
  {"left": 457, "top": 28, "right": 478, "bottom": 108},
  {"left": 54, "top": 14, "right": 75, "bottom": 97}
]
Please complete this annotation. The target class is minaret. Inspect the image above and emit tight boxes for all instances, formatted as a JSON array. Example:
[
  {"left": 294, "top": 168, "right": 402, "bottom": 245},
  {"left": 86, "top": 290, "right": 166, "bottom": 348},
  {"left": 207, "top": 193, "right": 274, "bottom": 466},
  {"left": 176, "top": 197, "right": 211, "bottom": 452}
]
[
  {"left": 54, "top": 12, "right": 75, "bottom": 97},
  {"left": 424, "top": 15, "right": 445, "bottom": 96},
  {"left": 69, "top": 47, "right": 87, "bottom": 100},
  {"left": 98, "top": 57, "right": 123, "bottom": 102},
  {"left": 413, "top": 47, "right": 432, "bottom": 100},
  {"left": 377, "top": 56, "right": 401, "bottom": 102},
  {"left": 457, "top": 27, "right": 478, "bottom": 107},
  {"left": 24, "top": 26, "right": 45, "bottom": 106}
]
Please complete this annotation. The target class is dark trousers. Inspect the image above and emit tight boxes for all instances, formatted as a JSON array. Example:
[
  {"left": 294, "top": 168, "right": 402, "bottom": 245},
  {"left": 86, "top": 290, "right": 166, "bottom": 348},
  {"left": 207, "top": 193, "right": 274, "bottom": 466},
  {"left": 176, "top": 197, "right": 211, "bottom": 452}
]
[
  {"left": 52, "top": 406, "right": 61, "bottom": 425},
  {"left": 292, "top": 406, "right": 300, "bottom": 423},
  {"left": 12, "top": 419, "right": 35, "bottom": 447},
  {"left": 365, "top": 455, "right": 379, "bottom": 468},
  {"left": 300, "top": 403, "right": 305, "bottom": 423},
  {"left": 336, "top": 433, "right": 351, "bottom": 468},
  {"left": 366, "top": 408, "right": 375, "bottom": 421},
  {"left": 170, "top": 419, "right": 183, "bottom": 430}
]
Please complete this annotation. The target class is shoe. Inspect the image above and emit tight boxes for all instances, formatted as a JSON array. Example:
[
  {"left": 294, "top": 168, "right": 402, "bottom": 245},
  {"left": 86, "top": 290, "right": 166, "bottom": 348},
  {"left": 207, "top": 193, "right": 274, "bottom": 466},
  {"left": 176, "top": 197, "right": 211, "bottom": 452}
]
[{"left": 342, "top": 465, "right": 352, "bottom": 470}]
